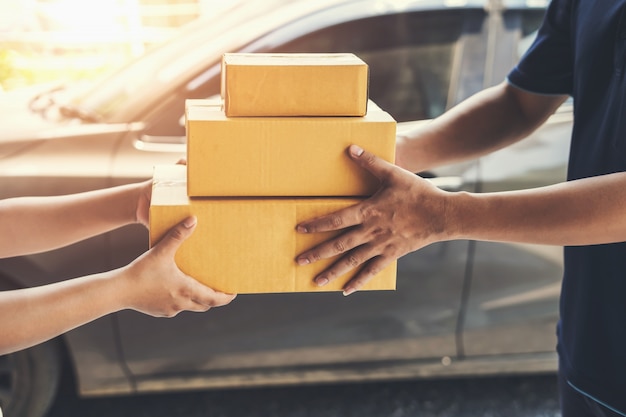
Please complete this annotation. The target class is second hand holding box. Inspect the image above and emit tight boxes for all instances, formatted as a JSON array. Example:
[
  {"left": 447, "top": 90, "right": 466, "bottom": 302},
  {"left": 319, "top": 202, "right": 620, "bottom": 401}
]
[
  {"left": 150, "top": 165, "right": 397, "bottom": 294},
  {"left": 150, "top": 52, "right": 398, "bottom": 294}
]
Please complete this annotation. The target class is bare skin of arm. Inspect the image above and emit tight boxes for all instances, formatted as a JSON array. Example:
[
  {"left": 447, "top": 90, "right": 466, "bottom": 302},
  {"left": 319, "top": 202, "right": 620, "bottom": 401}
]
[
  {"left": 0, "top": 181, "right": 236, "bottom": 355},
  {"left": 394, "top": 81, "right": 567, "bottom": 173},
  {"left": 295, "top": 82, "right": 606, "bottom": 295},
  {"left": 0, "top": 180, "right": 153, "bottom": 258}
]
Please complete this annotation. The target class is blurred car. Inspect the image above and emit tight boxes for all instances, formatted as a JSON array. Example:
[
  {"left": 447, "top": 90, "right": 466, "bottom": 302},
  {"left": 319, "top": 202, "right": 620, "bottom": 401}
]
[{"left": 0, "top": 0, "right": 573, "bottom": 416}]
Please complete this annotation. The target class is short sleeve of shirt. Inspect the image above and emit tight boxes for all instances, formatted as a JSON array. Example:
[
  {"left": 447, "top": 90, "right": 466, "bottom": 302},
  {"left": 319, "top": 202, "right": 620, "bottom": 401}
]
[{"left": 507, "top": 0, "right": 574, "bottom": 95}]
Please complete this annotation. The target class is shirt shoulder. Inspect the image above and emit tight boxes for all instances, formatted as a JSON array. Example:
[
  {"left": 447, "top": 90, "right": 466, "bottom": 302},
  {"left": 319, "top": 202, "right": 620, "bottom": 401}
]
[{"left": 507, "top": 0, "right": 576, "bottom": 95}]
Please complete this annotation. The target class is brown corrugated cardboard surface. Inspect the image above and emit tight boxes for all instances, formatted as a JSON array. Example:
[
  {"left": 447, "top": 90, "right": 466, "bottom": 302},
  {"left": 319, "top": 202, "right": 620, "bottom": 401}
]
[
  {"left": 149, "top": 165, "right": 397, "bottom": 294},
  {"left": 186, "top": 100, "right": 396, "bottom": 197},
  {"left": 221, "top": 53, "right": 369, "bottom": 117}
]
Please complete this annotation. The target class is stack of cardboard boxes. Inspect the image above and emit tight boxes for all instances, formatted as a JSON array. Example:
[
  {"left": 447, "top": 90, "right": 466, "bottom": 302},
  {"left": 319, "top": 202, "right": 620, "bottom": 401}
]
[{"left": 149, "top": 53, "right": 398, "bottom": 294}]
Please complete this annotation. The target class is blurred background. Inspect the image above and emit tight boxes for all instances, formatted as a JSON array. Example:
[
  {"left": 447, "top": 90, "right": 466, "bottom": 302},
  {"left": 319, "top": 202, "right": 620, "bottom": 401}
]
[
  {"left": 0, "top": 0, "right": 235, "bottom": 91},
  {"left": 0, "top": 1, "right": 568, "bottom": 416}
]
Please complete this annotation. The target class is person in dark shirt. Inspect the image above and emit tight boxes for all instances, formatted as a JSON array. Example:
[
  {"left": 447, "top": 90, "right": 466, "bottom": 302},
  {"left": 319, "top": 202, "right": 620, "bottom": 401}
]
[{"left": 296, "top": 1, "right": 626, "bottom": 415}]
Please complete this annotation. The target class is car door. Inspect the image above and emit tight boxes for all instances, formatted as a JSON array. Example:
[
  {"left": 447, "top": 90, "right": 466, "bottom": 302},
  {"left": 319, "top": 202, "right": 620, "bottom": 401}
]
[
  {"left": 112, "top": 5, "right": 485, "bottom": 391},
  {"left": 459, "top": 5, "right": 568, "bottom": 367}
]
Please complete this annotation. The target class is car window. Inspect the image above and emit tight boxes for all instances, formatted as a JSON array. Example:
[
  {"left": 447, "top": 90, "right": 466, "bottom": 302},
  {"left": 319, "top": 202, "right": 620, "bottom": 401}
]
[
  {"left": 273, "top": 9, "right": 481, "bottom": 122},
  {"left": 510, "top": 8, "right": 546, "bottom": 59},
  {"left": 145, "top": 7, "right": 484, "bottom": 137},
  {"left": 477, "top": 7, "right": 546, "bottom": 91}
]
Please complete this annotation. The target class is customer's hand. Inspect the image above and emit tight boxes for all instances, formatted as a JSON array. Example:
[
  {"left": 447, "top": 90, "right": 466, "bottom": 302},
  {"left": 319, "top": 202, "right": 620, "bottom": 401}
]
[
  {"left": 296, "top": 145, "right": 452, "bottom": 295},
  {"left": 135, "top": 158, "right": 187, "bottom": 228},
  {"left": 119, "top": 216, "right": 236, "bottom": 317}
]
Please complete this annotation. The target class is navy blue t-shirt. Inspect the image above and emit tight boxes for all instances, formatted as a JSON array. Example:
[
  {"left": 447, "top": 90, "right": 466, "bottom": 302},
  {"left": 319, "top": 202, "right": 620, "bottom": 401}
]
[{"left": 508, "top": 0, "right": 626, "bottom": 413}]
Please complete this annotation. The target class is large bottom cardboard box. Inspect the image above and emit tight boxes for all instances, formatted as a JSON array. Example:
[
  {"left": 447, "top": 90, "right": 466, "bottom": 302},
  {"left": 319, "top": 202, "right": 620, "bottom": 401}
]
[{"left": 149, "top": 165, "right": 396, "bottom": 294}]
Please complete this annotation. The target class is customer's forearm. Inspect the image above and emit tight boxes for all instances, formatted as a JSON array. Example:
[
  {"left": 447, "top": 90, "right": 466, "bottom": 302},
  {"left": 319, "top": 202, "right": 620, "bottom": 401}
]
[
  {"left": 0, "top": 215, "right": 236, "bottom": 355},
  {"left": 0, "top": 271, "right": 122, "bottom": 355},
  {"left": 0, "top": 182, "right": 144, "bottom": 257}
]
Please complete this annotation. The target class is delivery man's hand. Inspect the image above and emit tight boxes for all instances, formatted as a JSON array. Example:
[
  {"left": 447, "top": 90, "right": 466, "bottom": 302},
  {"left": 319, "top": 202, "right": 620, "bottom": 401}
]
[
  {"left": 120, "top": 216, "right": 236, "bottom": 316},
  {"left": 295, "top": 145, "right": 452, "bottom": 295}
]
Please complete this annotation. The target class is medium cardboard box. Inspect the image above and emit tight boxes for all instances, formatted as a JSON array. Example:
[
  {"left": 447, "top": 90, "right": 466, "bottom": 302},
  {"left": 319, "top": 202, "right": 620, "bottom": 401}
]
[
  {"left": 149, "top": 165, "right": 397, "bottom": 294},
  {"left": 186, "top": 100, "right": 396, "bottom": 197},
  {"left": 221, "top": 53, "right": 369, "bottom": 117}
]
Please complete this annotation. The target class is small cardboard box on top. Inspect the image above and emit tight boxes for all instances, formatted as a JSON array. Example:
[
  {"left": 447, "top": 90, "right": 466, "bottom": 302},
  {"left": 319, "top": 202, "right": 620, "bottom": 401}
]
[
  {"left": 185, "top": 99, "right": 396, "bottom": 197},
  {"left": 221, "top": 52, "right": 369, "bottom": 117},
  {"left": 149, "top": 164, "right": 397, "bottom": 294}
]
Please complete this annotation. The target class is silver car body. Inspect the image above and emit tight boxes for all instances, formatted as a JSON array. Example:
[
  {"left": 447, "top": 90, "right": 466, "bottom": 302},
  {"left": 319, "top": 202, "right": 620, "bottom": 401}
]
[{"left": 0, "top": 0, "right": 570, "bottom": 405}]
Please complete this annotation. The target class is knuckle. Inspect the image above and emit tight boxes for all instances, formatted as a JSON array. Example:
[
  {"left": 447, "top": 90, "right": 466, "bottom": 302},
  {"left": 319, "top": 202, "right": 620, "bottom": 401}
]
[
  {"left": 330, "top": 215, "right": 344, "bottom": 229},
  {"left": 359, "top": 204, "right": 381, "bottom": 221},
  {"left": 371, "top": 226, "right": 385, "bottom": 237},
  {"left": 324, "top": 269, "right": 339, "bottom": 280},
  {"left": 363, "top": 263, "right": 381, "bottom": 277},
  {"left": 169, "top": 227, "right": 186, "bottom": 242},
  {"left": 362, "top": 152, "right": 377, "bottom": 167},
  {"left": 346, "top": 255, "right": 360, "bottom": 268},
  {"left": 203, "top": 296, "right": 218, "bottom": 309},
  {"left": 364, "top": 257, "right": 391, "bottom": 279},
  {"left": 359, "top": 205, "right": 371, "bottom": 219},
  {"left": 333, "top": 240, "right": 346, "bottom": 253},
  {"left": 385, "top": 242, "right": 399, "bottom": 256},
  {"left": 311, "top": 252, "right": 323, "bottom": 262}
]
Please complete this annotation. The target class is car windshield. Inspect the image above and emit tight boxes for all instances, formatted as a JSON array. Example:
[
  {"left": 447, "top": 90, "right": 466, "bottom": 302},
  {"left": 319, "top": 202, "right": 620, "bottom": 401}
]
[{"left": 65, "top": 0, "right": 346, "bottom": 122}]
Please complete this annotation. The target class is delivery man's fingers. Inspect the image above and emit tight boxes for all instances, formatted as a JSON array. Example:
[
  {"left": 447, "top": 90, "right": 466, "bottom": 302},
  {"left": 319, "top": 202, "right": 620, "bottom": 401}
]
[
  {"left": 309, "top": 240, "right": 381, "bottom": 287},
  {"left": 345, "top": 144, "right": 396, "bottom": 182},
  {"left": 341, "top": 255, "right": 393, "bottom": 296},
  {"left": 295, "top": 145, "right": 395, "bottom": 235}
]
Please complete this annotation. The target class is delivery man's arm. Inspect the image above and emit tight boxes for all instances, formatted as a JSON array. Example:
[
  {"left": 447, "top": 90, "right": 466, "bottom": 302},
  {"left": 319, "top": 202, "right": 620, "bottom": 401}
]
[
  {"left": 0, "top": 180, "right": 153, "bottom": 258},
  {"left": 296, "top": 145, "right": 626, "bottom": 295},
  {"left": 295, "top": 82, "right": 579, "bottom": 295}
]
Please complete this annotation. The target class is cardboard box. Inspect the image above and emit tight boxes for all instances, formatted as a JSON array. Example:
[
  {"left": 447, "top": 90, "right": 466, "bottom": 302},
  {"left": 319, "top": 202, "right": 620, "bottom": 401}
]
[
  {"left": 149, "top": 165, "right": 397, "bottom": 294},
  {"left": 186, "top": 100, "right": 396, "bottom": 197},
  {"left": 221, "top": 53, "right": 369, "bottom": 117}
]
